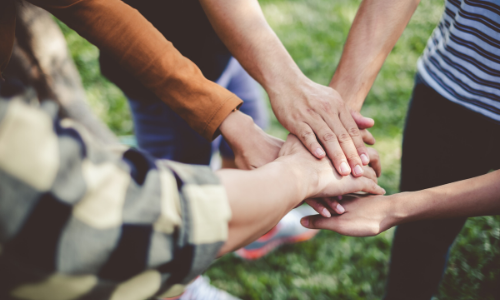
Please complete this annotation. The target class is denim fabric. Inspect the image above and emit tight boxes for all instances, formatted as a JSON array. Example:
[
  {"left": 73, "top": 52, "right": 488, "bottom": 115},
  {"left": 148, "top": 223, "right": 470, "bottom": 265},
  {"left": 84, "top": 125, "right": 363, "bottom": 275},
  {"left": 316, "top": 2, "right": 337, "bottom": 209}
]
[
  {"left": 127, "top": 57, "right": 268, "bottom": 164},
  {"left": 384, "top": 73, "right": 500, "bottom": 300}
]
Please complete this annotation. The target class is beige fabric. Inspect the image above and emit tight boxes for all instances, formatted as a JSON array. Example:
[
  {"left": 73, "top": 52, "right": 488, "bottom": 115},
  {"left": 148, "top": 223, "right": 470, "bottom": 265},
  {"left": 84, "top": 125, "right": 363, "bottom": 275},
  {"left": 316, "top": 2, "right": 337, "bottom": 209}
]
[
  {"left": 11, "top": 274, "right": 97, "bottom": 300},
  {"left": 185, "top": 184, "right": 232, "bottom": 244},
  {"left": 0, "top": 100, "right": 59, "bottom": 191},
  {"left": 154, "top": 166, "right": 183, "bottom": 234},
  {"left": 73, "top": 160, "right": 130, "bottom": 229},
  {"left": 109, "top": 270, "right": 162, "bottom": 300}
]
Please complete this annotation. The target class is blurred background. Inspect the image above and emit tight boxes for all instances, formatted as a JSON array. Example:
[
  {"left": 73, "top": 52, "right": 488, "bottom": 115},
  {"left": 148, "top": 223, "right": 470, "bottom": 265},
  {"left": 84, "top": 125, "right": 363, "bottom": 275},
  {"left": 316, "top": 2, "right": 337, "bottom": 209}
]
[{"left": 55, "top": 0, "right": 500, "bottom": 298}]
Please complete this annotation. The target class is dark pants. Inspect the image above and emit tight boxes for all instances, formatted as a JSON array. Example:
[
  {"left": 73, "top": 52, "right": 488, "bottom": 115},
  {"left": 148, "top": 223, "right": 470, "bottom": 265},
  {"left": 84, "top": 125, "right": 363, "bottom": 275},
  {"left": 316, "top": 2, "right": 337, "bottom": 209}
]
[{"left": 384, "top": 74, "right": 500, "bottom": 300}]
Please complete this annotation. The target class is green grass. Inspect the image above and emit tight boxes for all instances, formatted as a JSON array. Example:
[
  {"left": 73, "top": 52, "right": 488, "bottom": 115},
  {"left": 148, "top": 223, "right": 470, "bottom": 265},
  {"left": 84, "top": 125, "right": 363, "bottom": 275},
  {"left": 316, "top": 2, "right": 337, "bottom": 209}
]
[{"left": 58, "top": 0, "right": 500, "bottom": 298}]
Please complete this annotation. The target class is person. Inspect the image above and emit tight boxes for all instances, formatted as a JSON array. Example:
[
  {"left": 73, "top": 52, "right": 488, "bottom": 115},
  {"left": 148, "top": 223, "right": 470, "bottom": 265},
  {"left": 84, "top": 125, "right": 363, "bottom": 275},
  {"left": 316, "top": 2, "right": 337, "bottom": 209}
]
[
  {"left": 0, "top": 90, "right": 384, "bottom": 299},
  {"left": 199, "top": 0, "right": 379, "bottom": 179},
  {"left": 97, "top": 1, "right": 318, "bottom": 272},
  {"left": 298, "top": 0, "right": 499, "bottom": 298},
  {"left": 300, "top": 170, "right": 500, "bottom": 238},
  {"left": 0, "top": 0, "right": 385, "bottom": 299}
]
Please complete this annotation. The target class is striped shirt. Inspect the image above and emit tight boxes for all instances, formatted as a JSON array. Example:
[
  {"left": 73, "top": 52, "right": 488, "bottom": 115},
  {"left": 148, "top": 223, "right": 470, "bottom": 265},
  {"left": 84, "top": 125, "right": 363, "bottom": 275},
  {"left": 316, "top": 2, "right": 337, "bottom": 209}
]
[{"left": 417, "top": 0, "right": 500, "bottom": 122}]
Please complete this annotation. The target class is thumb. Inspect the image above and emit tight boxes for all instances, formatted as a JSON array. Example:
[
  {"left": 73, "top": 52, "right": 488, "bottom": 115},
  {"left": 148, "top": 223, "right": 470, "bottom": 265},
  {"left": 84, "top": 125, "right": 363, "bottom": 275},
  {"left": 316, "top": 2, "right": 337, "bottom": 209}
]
[
  {"left": 301, "top": 214, "right": 336, "bottom": 230},
  {"left": 353, "top": 177, "right": 386, "bottom": 195},
  {"left": 351, "top": 111, "right": 374, "bottom": 129}
]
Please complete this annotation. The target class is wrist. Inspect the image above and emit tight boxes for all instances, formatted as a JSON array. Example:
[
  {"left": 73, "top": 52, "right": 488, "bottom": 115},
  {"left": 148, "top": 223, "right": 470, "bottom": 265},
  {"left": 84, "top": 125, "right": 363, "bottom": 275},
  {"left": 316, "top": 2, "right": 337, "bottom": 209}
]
[
  {"left": 219, "top": 110, "right": 255, "bottom": 144},
  {"left": 386, "top": 191, "right": 420, "bottom": 227},
  {"left": 265, "top": 70, "right": 309, "bottom": 100},
  {"left": 329, "top": 76, "right": 363, "bottom": 112},
  {"left": 274, "top": 155, "right": 316, "bottom": 201}
]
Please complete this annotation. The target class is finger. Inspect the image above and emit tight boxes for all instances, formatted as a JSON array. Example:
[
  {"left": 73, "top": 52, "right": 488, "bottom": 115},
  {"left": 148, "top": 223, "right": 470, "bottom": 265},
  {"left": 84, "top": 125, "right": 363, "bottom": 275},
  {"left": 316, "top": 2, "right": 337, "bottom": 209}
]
[
  {"left": 301, "top": 214, "right": 338, "bottom": 230},
  {"left": 296, "top": 123, "right": 326, "bottom": 159},
  {"left": 325, "top": 197, "right": 345, "bottom": 214},
  {"left": 351, "top": 110, "right": 374, "bottom": 129},
  {"left": 367, "top": 148, "right": 382, "bottom": 177},
  {"left": 305, "top": 199, "right": 331, "bottom": 217},
  {"left": 339, "top": 107, "right": 372, "bottom": 168},
  {"left": 357, "top": 177, "right": 386, "bottom": 195},
  {"left": 362, "top": 165, "right": 378, "bottom": 182},
  {"left": 309, "top": 120, "right": 351, "bottom": 176},
  {"left": 325, "top": 113, "right": 365, "bottom": 176},
  {"left": 361, "top": 129, "right": 376, "bottom": 145}
]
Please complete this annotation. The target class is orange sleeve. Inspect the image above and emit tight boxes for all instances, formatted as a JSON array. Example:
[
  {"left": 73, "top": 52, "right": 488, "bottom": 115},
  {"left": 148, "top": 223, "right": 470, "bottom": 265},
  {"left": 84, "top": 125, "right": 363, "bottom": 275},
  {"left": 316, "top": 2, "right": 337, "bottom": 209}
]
[{"left": 28, "top": 0, "right": 242, "bottom": 140}]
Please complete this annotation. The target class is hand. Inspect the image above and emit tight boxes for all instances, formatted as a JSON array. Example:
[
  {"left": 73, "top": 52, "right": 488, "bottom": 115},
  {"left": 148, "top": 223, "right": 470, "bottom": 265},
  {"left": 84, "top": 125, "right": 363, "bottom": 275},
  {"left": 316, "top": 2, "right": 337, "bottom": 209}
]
[
  {"left": 219, "top": 110, "right": 284, "bottom": 170},
  {"left": 277, "top": 134, "right": 385, "bottom": 200},
  {"left": 300, "top": 193, "right": 404, "bottom": 237},
  {"left": 304, "top": 147, "right": 382, "bottom": 217},
  {"left": 269, "top": 77, "right": 375, "bottom": 177}
]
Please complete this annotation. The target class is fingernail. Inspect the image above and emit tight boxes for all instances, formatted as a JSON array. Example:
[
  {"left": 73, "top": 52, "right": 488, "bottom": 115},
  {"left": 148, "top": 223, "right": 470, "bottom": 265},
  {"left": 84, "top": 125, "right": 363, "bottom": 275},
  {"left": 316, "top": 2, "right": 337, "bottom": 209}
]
[
  {"left": 340, "top": 162, "right": 350, "bottom": 174},
  {"left": 301, "top": 218, "right": 309, "bottom": 227},
  {"left": 322, "top": 208, "right": 331, "bottom": 218},
  {"left": 336, "top": 203, "right": 345, "bottom": 214},
  {"left": 360, "top": 154, "right": 369, "bottom": 165},
  {"left": 315, "top": 148, "right": 325, "bottom": 157},
  {"left": 354, "top": 165, "right": 363, "bottom": 176}
]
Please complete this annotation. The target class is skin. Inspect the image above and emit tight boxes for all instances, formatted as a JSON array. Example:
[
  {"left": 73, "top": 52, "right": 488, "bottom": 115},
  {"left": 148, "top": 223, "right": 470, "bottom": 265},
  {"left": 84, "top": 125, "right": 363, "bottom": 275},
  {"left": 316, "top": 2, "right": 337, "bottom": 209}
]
[
  {"left": 200, "top": 0, "right": 376, "bottom": 177},
  {"left": 306, "top": 147, "right": 382, "bottom": 217},
  {"left": 329, "top": 0, "right": 421, "bottom": 109},
  {"left": 204, "top": 0, "right": 419, "bottom": 174},
  {"left": 300, "top": 170, "right": 500, "bottom": 237},
  {"left": 219, "top": 110, "right": 284, "bottom": 170},
  {"left": 216, "top": 134, "right": 385, "bottom": 255},
  {"left": 296, "top": 0, "right": 421, "bottom": 223}
]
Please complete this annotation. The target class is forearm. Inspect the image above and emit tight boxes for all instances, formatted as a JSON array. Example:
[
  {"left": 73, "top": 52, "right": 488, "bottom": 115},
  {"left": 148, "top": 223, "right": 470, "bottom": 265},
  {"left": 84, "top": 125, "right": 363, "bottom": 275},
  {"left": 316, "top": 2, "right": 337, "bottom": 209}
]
[
  {"left": 30, "top": 0, "right": 242, "bottom": 140},
  {"left": 393, "top": 170, "right": 500, "bottom": 225},
  {"left": 216, "top": 159, "right": 306, "bottom": 255},
  {"left": 199, "top": 0, "right": 306, "bottom": 94},
  {"left": 330, "top": 0, "right": 420, "bottom": 111}
]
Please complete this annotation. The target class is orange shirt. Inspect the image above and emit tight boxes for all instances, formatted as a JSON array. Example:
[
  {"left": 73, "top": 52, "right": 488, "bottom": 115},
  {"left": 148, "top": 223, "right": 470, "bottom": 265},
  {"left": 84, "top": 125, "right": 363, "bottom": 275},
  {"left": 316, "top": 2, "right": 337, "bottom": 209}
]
[{"left": 0, "top": 0, "right": 242, "bottom": 140}]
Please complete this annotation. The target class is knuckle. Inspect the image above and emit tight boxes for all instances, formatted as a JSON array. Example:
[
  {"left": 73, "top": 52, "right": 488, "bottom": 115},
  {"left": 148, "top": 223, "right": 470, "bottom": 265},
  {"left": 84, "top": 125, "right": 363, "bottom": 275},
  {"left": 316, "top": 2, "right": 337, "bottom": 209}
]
[
  {"left": 306, "top": 108, "right": 316, "bottom": 116},
  {"left": 291, "top": 111, "right": 305, "bottom": 122},
  {"left": 318, "top": 100, "right": 333, "bottom": 114},
  {"left": 322, "top": 132, "right": 337, "bottom": 142},
  {"left": 337, "top": 132, "right": 352, "bottom": 143},
  {"left": 348, "top": 126, "right": 361, "bottom": 137},
  {"left": 300, "top": 130, "right": 315, "bottom": 141}
]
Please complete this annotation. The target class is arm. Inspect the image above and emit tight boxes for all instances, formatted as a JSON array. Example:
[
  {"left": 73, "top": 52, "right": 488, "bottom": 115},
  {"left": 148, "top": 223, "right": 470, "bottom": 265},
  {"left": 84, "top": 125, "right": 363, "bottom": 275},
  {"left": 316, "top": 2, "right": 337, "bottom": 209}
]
[
  {"left": 28, "top": 0, "right": 242, "bottom": 141},
  {"left": 217, "top": 134, "right": 385, "bottom": 254},
  {"left": 26, "top": 0, "right": 283, "bottom": 170},
  {"left": 301, "top": 170, "right": 500, "bottom": 237},
  {"left": 0, "top": 98, "right": 383, "bottom": 298},
  {"left": 330, "top": 0, "right": 420, "bottom": 111},
  {"left": 200, "top": 0, "right": 374, "bottom": 177}
]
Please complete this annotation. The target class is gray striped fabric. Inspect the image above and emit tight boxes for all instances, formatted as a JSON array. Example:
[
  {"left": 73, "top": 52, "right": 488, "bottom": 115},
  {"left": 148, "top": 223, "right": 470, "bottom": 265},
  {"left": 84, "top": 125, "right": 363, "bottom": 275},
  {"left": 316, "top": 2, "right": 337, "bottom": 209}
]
[{"left": 418, "top": 0, "right": 500, "bottom": 121}]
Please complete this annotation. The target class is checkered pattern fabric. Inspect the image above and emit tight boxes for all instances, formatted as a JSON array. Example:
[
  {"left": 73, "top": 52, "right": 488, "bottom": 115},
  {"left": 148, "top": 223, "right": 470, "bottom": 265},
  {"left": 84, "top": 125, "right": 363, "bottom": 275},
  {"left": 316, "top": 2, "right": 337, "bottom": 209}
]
[{"left": 0, "top": 97, "right": 231, "bottom": 300}]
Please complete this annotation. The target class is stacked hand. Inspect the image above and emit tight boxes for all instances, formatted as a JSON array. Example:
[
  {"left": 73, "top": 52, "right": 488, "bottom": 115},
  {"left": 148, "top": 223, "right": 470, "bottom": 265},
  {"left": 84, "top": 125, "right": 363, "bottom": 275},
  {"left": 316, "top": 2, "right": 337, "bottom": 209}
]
[
  {"left": 305, "top": 147, "right": 382, "bottom": 217},
  {"left": 300, "top": 193, "right": 399, "bottom": 237},
  {"left": 269, "top": 78, "right": 376, "bottom": 177},
  {"left": 277, "top": 134, "right": 385, "bottom": 201}
]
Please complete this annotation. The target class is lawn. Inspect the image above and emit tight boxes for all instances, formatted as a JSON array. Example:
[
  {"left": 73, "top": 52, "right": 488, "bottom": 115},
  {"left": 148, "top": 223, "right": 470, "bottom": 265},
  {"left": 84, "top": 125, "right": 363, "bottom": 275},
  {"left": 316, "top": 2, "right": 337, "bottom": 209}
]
[{"left": 58, "top": 0, "right": 500, "bottom": 299}]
